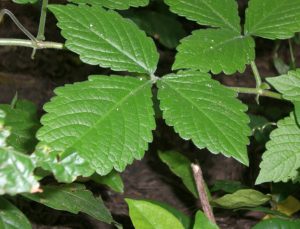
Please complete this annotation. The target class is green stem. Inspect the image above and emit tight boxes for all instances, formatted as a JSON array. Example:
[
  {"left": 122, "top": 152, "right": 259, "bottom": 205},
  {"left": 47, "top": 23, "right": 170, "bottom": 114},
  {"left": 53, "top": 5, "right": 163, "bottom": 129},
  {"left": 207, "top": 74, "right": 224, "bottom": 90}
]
[
  {"left": 36, "top": 0, "right": 49, "bottom": 41},
  {"left": 229, "top": 86, "right": 283, "bottom": 100},
  {"left": 250, "top": 61, "right": 262, "bottom": 88},
  {"left": 288, "top": 39, "right": 296, "bottom": 69},
  {"left": 0, "top": 38, "right": 64, "bottom": 49}
]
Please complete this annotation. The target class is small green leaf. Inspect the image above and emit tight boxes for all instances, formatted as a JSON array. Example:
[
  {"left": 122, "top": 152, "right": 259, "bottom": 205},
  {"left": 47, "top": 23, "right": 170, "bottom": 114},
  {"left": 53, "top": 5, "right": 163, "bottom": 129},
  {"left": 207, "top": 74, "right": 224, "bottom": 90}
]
[
  {"left": 245, "top": 0, "right": 300, "bottom": 39},
  {"left": 0, "top": 114, "right": 39, "bottom": 195},
  {"left": 0, "top": 100, "right": 39, "bottom": 152},
  {"left": 12, "top": 0, "right": 37, "bottom": 4},
  {"left": 23, "top": 183, "right": 113, "bottom": 224},
  {"left": 36, "top": 75, "right": 155, "bottom": 178},
  {"left": 210, "top": 180, "right": 247, "bottom": 194},
  {"left": 193, "top": 211, "right": 219, "bottom": 229},
  {"left": 173, "top": 29, "right": 255, "bottom": 74},
  {"left": 124, "top": 10, "right": 186, "bottom": 49},
  {"left": 273, "top": 57, "right": 290, "bottom": 75},
  {"left": 267, "top": 70, "right": 300, "bottom": 121},
  {"left": 0, "top": 197, "right": 31, "bottom": 229},
  {"left": 126, "top": 199, "right": 186, "bottom": 229},
  {"left": 212, "top": 189, "right": 270, "bottom": 209},
  {"left": 256, "top": 114, "right": 300, "bottom": 184},
  {"left": 157, "top": 70, "right": 250, "bottom": 165},
  {"left": 253, "top": 218, "right": 300, "bottom": 229},
  {"left": 91, "top": 170, "right": 124, "bottom": 193},
  {"left": 69, "top": 0, "right": 149, "bottom": 10},
  {"left": 164, "top": 0, "right": 240, "bottom": 32},
  {"left": 158, "top": 151, "right": 198, "bottom": 198},
  {"left": 49, "top": 4, "right": 159, "bottom": 74}
]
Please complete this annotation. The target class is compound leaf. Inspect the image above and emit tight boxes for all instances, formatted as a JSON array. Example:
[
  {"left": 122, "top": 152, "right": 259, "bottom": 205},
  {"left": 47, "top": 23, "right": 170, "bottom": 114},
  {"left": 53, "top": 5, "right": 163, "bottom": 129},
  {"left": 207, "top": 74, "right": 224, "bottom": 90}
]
[
  {"left": 157, "top": 70, "right": 250, "bottom": 165},
  {"left": 49, "top": 4, "right": 158, "bottom": 74},
  {"left": 158, "top": 151, "right": 198, "bottom": 198},
  {"left": 164, "top": 0, "right": 240, "bottom": 32},
  {"left": 193, "top": 211, "right": 219, "bottom": 229},
  {"left": 267, "top": 70, "right": 300, "bottom": 121},
  {"left": 36, "top": 75, "right": 155, "bottom": 178},
  {"left": 0, "top": 197, "right": 31, "bottom": 229},
  {"left": 69, "top": 0, "right": 149, "bottom": 10},
  {"left": 126, "top": 199, "right": 186, "bottom": 229},
  {"left": 173, "top": 29, "right": 255, "bottom": 75},
  {"left": 0, "top": 100, "right": 39, "bottom": 152},
  {"left": 23, "top": 183, "right": 113, "bottom": 224},
  {"left": 256, "top": 114, "right": 300, "bottom": 184},
  {"left": 212, "top": 189, "right": 270, "bottom": 209},
  {"left": 245, "top": 0, "right": 300, "bottom": 39}
]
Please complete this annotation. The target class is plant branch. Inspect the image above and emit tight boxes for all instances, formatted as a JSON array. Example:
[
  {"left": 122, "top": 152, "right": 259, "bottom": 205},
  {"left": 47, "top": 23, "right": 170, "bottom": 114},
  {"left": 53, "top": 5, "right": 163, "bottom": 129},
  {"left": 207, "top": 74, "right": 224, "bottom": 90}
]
[
  {"left": 191, "top": 163, "right": 216, "bottom": 224},
  {"left": 0, "top": 9, "right": 37, "bottom": 42},
  {"left": 0, "top": 38, "right": 64, "bottom": 49},
  {"left": 229, "top": 86, "right": 283, "bottom": 100},
  {"left": 250, "top": 61, "right": 262, "bottom": 88},
  {"left": 36, "top": 0, "right": 49, "bottom": 41}
]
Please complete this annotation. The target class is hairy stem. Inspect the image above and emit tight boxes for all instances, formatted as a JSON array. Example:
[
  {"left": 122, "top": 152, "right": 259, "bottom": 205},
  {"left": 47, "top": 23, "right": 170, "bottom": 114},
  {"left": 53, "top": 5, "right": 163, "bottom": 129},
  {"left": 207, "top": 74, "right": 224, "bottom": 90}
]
[
  {"left": 191, "top": 163, "right": 216, "bottom": 224},
  {"left": 36, "top": 0, "right": 49, "bottom": 41},
  {"left": 229, "top": 86, "right": 283, "bottom": 100},
  {"left": 0, "top": 38, "right": 64, "bottom": 49}
]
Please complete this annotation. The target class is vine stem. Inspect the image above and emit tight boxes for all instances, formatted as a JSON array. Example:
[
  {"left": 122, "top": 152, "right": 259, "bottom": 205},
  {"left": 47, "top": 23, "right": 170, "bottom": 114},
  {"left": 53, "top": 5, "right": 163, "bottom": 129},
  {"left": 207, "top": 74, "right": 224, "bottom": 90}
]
[
  {"left": 250, "top": 61, "right": 262, "bottom": 88},
  {"left": 0, "top": 38, "right": 64, "bottom": 49},
  {"left": 191, "top": 163, "right": 216, "bottom": 224},
  {"left": 36, "top": 0, "right": 49, "bottom": 41},
  {"left": 229, "top": 86, "right": 283, "bottom": 100}
]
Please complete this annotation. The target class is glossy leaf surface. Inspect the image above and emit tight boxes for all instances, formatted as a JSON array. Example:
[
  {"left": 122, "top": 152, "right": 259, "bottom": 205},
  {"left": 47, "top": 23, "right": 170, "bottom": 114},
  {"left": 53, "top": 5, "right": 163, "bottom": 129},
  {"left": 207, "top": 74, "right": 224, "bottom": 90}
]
[
  {"left": 49, "top": 4, "right": 159, "bottom": 74},
  {"left": 173, "top": 29, "right": 255, "bottom": 74},
  {"left": 245, "top": 0, "right": 300, "bottom": 39},
  {"left": 157, "top": 70, "right": 250, "bottom": 165},
  {"left": 256, "top": 114, "right": 300, "bottom": 184},
  {"left": 36, "top": 75, "right": 155, "bottom": 177},
  {"left": 164, "top": 0, "right": 240, "bottom": 32}
]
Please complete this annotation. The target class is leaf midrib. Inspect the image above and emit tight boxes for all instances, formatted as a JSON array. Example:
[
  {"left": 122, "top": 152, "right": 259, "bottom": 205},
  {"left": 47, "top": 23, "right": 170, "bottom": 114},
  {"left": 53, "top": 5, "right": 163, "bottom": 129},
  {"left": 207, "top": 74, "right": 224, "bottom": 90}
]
[{"left": 63, "top": 80, "right": 151, "bottom": 157}]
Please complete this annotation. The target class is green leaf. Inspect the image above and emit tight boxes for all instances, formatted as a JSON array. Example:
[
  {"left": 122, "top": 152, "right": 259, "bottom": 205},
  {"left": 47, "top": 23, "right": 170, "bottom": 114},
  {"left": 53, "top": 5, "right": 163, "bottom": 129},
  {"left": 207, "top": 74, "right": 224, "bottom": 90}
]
[
  {"left": 12, "top": 0, "right": 37, "bottom": 4},
  {"left": 0, "top": 100, "right": 39, "bottom": 152},
  {"left": 173, "top": 29, "right": 255, "bottom": 74},
  {"left": 193, "top": 211, "right": 219, "bottom": 229},
  {"left": 0, "top": 197, "right": 31, "bottom": 229},
  {"left": 0, "top": 148, "right": 39, "bottom": 195},
  {"left": 91, "top": 170, "right": 124, "bottom": 193},
  {"left": 69, "top": 0, "right": 149, "bottom": 10},
  {"left": 253, "top": 218, "right": 300, "bottom": 229},
  {"left": 158, "top": 151, "right": 198, "bottom": 198},
  {"left": 245, "top": 0, "right": 300, "bottom": 40},
  {"left": 0, "top": 113, "right": 39, "bottom": 195},
  {"left": 164, "top": 0, "right": 240, "bottom": 32},
  {"left": 23, "top": 183, "right": 113, "bottom": 224},
  {"left": 157, "top": 70, "right": 250, "bottom": 165},
  {"left": 49, "top": 4, "right": 159, "bottom": 74},
  {"left": 36, "top": 75, "right": 155, "bottom": 178},
  {"left": 267, "top": 70, "right": 300, "bottom": 121},
  {"left": 235, "top": 206, "right": 289, "bottom": 218},
  {"left": 124, "top": 10, "right": 186, "bottom": 49},
  {"left": 256, "top": 114, "right": 300, "bottom": 184},
  {"left": 273, "top": 57, "right": 290, "bottom": 75},
  {"left": 126, "top": 199, "right": 186, "bottom": 229},
  {"left": 212, "top": 189, "right": 270, "bottom": 209},
  {"left": 210, "top": 180, "right": 247, "bottom": 194}
]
